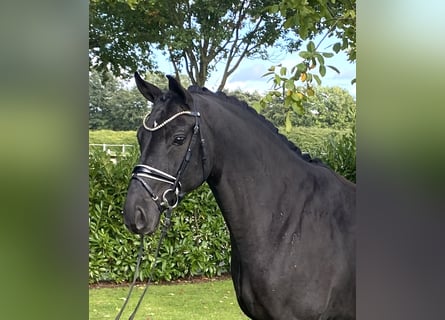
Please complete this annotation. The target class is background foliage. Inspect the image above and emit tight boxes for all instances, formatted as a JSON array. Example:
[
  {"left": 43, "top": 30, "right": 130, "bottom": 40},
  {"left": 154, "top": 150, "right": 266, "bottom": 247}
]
[
  {"left": 89, "top": 0, "right": 355, "bottom": 95},
  {"left": 261, "top": 0, "right": 356, "bottom": 116},
  {"left": 89, "top": 149, "right": 231, "bottom": 283},
  {"left": 89, "top": 126, "right": 351, "bottom": 159},
  {"left": 89, "top": 70, "right": 355, "bottom": 283},
  {"left": 89, "top": 130, "right": 136, "bottom": 145},
  {"left": 89, "top": 0, "right": 293, "bottom": 89},
  {"left": 260, "top": 86, "right": 355, "bottom": 130},
  {"left": 89, "top": 70, "right": 355, "bottom": 132},
  {"left": 89, "top": 119, "right": 355, "bottom": 283},
  {"left": 89, "top": 70, "right": 150, "bottom": 130}
]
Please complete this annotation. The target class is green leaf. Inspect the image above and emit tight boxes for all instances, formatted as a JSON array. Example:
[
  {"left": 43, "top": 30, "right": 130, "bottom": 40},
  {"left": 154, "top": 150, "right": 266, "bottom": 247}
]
[
  {"left": 322, "top": 52, "right": 334, "bottom": 58},
  {"left": 261, "top": 71, "right": 275, "bottom": 78},
  {"left": 283, "top": 15, "right": 299, "bottom": 29},
  {"left": 274, "top": 74, "right": 282, "bottom": 86},
  {"left": 327, "top": 65, "right": 340, "bottom": 74},
  {"left": 298, "top": 51, "right": 312, "bottom": 59},
  {"left": 319, "top": 64, "right": 326, "bottom": 77},
  {"left": 126, "top": 0, "right": 139, "bottom": 10},
  {"left": 307, "top": 41, "right": 316, "bottom": 52},
  {"left": 291, "top": 100, "right": 304, "bottom": 114},
  {"left": 252, "top": 101, "right": 262, "bottom": 112},
  {"left": 315, "top": 54, "right": 325, "bottom": 66},
  {"left": 307, "top": 87, "right": 315, "bottom": 96},
  {"left": 296, "top": 63, "right": 307, "bottom": 73},
  {"left": 333, "top": 43, "right": 341, "bottom": 53},
  {"left": 285, "top": 111, "right": 292, "bottom": 133},
  {"left": 280, "top": 66, "right": 287, "bottom": 76},
  {"left": 291, "top": 92, "right": 301, "bottom": 102},
  {"left": 268, "top": 4, "right": 279, "bottom": 13},
  {"left": 285, "top": 80, "right": 295, "bottom": 90},
  {"left": 313, "top": 74, "right": 322, "bottom": 86}
]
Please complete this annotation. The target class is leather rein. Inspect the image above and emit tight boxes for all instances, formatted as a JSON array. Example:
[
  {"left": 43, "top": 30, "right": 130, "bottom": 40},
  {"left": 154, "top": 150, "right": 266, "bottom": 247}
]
[{"left": 116, "top": 108, "right": 206, "bottom": 319}]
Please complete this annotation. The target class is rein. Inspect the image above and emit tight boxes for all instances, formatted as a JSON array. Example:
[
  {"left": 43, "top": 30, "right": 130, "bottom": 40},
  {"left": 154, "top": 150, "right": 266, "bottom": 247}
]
[
  {"left": 115, "top": 208, "right": 172, "bottom": 320},
  {"left": 116, "top": 108, "right": 204, "bottom": 319}
]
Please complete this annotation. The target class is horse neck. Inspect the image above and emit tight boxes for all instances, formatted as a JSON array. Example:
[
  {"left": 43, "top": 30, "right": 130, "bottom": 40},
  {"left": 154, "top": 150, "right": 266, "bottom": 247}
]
[{"left": 201, "top": 96, "right": 316, "bottom": 242}]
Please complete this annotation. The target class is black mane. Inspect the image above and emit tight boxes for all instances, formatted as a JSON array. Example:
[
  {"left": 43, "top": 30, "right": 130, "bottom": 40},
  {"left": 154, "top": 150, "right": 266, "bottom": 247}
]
[{"left": 187, "top": 86, "right": 323, "bottom": 165}]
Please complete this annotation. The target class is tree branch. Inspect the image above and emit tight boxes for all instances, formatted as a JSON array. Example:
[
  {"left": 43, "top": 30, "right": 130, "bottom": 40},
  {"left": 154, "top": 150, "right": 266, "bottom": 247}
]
[
  {"left": 168, "top": 49, "right": 181, "bottom": 80},
  {"left": 217, "top": 15, "right": 264, "bottom": 91}
]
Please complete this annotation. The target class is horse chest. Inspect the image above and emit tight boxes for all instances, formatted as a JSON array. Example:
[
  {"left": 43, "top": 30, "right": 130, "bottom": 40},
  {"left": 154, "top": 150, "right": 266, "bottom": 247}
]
[{"left": 230, "top": 228, "right": 350, "bottom": 320}]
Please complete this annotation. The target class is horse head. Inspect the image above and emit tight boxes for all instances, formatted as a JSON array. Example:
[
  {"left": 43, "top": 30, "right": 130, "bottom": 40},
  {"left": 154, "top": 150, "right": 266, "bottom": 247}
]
[{"left": 123, "top": 72, "right": 208, "bottom": 234}]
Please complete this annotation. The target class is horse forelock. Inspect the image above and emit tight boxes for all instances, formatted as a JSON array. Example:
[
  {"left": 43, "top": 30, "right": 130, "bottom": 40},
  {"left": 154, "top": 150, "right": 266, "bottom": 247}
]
[
  {"left": 187, "top": 86, "right": 323, "bottom": 165},
  {"left": 145, "top": 91, "right": 187, "bottom": 127}
]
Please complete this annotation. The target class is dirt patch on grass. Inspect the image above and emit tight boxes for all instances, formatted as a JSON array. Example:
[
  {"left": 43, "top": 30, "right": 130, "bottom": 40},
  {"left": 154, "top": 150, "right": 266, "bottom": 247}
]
[{"left": 89, "top": 274, "right": 232, "bottom": 289}]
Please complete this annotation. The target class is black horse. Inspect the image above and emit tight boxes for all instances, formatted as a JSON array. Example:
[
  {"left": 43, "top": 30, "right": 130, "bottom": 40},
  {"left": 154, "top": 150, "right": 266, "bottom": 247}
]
[{"left": 123, "top": 72, "right": 356, "bottom": 320}]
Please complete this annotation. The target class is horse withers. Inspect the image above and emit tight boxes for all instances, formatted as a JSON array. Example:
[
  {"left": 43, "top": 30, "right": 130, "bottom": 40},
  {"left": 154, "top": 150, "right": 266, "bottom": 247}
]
[{"left": 123, "top": 72, "right": 356, "bottom": 320}]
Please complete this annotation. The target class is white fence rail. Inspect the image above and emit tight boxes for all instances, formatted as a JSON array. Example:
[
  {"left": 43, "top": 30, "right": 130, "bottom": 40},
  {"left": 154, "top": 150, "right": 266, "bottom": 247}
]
[
  {"left": 89, "top": 144, "right": 134, "bottom": 154},
  {"left": 89, "top": 144, "right": 135, "bottom": 163}
]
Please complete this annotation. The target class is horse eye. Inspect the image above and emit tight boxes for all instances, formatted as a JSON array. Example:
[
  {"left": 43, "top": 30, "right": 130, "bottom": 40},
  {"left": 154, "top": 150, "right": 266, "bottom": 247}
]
[{"left": 173, "top": 135, "right": 186, "bottom": 145}]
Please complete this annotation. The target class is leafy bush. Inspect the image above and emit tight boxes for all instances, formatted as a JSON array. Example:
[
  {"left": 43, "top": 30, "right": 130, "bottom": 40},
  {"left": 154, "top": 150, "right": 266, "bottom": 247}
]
[
  {"left": 283, "top": 126, "right": 348, "bottom": 154},
  {"left": 318, "top": 126, "right": 356, "bottom": 182},
  {"left": 89, "top": 149, "right": 140, "bottom": 283},
  {"left": 89, "top": 126, "right": 355, "bottom": 283},
  {"left": 89, "top": 149, "right": 230, "bottom": 284},
  {"left": 283, "top": 126, "right": 356, "bottom": 182},
  {"left": 89, "top": 130, "right": 137, "bottom": 145}
]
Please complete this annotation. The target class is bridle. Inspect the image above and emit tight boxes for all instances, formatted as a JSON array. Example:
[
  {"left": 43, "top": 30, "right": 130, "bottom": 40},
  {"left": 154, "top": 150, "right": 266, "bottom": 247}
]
[
  {"left": 131, "top": 108, "right": 206, "bottom": 211},
  {"left": 116, "top": 106, "right": 207, "bottom": 320}
]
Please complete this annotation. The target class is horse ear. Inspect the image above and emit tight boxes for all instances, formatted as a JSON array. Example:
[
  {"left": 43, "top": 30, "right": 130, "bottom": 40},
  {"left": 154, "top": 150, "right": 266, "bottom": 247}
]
[
  {"left": 134, "top": 72, "right": 163, "bottom": 103},
  {"left": 166, "top": 75, "right": 193, "bottom": 109}
]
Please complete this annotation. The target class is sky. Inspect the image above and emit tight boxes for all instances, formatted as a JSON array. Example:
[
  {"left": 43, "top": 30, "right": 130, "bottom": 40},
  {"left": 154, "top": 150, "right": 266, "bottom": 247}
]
[{"left": 155, "top": 33, "right": 356, "bottom": 97}]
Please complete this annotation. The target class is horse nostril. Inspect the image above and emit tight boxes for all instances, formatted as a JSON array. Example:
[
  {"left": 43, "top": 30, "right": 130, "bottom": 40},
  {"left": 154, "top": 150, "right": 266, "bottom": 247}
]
[{"left": 135, "top": 206, "right": 147, "bottom": 231}]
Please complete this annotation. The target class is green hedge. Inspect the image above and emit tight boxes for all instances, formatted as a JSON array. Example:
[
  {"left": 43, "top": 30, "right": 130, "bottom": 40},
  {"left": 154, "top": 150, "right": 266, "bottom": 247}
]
[
  {"left": 88, "top": 127, "right": 347, "bottom": 154},
  {"left": 318, "top": 127, "right": 356, "bottom": 183},
  {"left": 89, "top": 130, "right": 137, "bottom": 145},
  {"left": 282, "top": 126, "right": 356, "bottom": 183},
  {"left": 281, "top": 126, "right": 346, "bottom": 153},
  {"left": 89, "top": 150, "right": 230, "bottom": 284},
  {"left": 89, "top": 127, "right": 355, "bottom": 283},
  {"left": 88, "top": 127, "right": 348, "bottom": 158}
]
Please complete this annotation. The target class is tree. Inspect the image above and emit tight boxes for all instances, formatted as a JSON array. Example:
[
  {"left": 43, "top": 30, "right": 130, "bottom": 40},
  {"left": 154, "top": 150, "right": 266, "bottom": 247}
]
[
  {"left": 106, "top": 88, "right": 152, "bottom": 130},
  {"left": 260, "top": 86, "right": 355, "bottom": 130},
  {"left": 89, "top": 70, "right": 150, "bottom": 130},
  {"left": 89, "top": 70, "right": 118, "bottom": 130},
  {"left": 261, "top": 0, "right": 356, "bottom": 128},
  {"left": 270, "top": 0, "right": 356, "bottom": 63},
  {"left": 139, "top": 71, "right": 192, "bottom": 90},
  {"left": 89, "top": 0, "right": 157, "bottom": 77},
  {"left": 89, "top": 0, "right": 293, "bottom": 90},
  {"left": 297, "top": 86, "right": 355, "bottom": 129},
  {"left": 224, "top": 89, "right": 264, "bottom": 111}
]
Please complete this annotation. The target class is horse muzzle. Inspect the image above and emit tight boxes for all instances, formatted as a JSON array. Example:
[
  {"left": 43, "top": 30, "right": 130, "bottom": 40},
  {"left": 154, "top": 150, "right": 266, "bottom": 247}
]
[{"left": 123, "top": 183, "right": 162, "bottom": 235}]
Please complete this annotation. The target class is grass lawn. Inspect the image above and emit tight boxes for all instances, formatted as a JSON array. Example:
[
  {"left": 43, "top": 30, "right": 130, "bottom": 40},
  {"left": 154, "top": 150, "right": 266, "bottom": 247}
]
[{"left": 89, "top": 278, "right": 249, "bottom": 320}]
